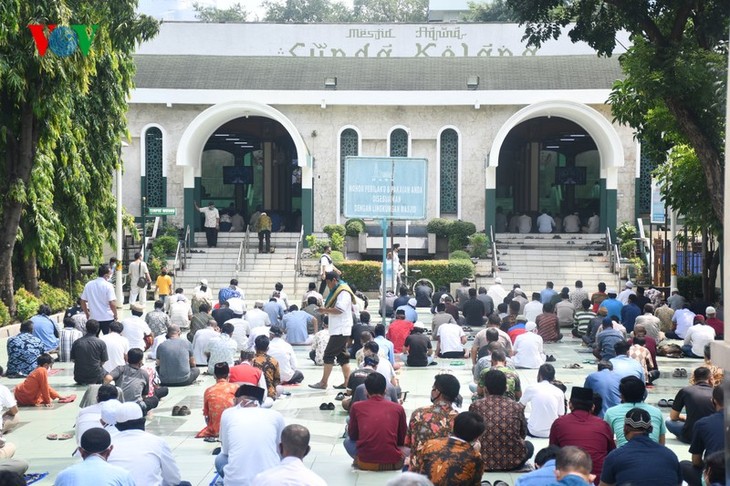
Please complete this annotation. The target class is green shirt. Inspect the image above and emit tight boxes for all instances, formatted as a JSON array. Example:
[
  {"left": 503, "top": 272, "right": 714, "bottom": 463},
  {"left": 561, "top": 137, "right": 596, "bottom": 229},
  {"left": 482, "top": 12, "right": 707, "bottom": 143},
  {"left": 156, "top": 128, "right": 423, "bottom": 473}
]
[{"left": 603, "top": 402, "right": 666, "bottom": 446}]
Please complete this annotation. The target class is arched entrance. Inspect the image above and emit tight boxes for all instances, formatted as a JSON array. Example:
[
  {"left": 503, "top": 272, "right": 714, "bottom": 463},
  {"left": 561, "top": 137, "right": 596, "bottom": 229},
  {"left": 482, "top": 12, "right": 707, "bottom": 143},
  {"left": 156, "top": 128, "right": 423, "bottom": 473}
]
[
  {"left": 176, "top": 101, "right": 312, "bottom": 240},
  {"left": 486, "top": 101, "right": 624, "bottom": 234}
]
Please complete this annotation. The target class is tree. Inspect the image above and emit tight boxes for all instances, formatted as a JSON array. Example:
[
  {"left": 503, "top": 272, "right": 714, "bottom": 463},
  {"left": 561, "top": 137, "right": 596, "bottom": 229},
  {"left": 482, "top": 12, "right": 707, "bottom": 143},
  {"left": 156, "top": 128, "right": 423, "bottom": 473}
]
[
  {"left": 464, "top": 0, "right": 520, "bottom": 22},
  {"left": 506, "top": 0, "right": 728, "bottom": 223},
  {"left": 0, "top": 1, "right": 158, "bottom": 312},
  {"left": 193, "top": 2, "right": 249, "bottom": 22},
  {"left": 352, "top": 0, "right": 428, "bottom": 22},
  {"left": 263, "top": 0, "right": 354, "bottom": 23}
]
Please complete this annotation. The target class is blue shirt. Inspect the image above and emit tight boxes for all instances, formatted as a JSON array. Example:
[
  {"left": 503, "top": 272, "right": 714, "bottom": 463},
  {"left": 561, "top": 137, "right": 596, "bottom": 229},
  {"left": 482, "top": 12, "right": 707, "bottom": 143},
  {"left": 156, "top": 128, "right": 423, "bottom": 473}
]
[
  {"left": 584, "top": 369, "right": 622, "bottom": 417},
  {"left": 541, "top": 288, "right": 557, "bottom": 304},
  {"left": 600, "top": 298, "right": 623, "bottom": 320},
  {"left": 690, "top": 411, "right": 724, "bottom": 458},
  {"left": 545, "top": 474, "right": 592, "bottom": 486},
  {"left": 55, "top": 455, "right": 136, "bottom": 486},
  {"left": 374, "top": 336, "right": 395, "bottom": 365},
  {"left": 516, "top": 459, "right": 556, "bottom": 486},
  {"left": 396, "top": 304, "right": 417, "bottom": 323},
  {"left": 282, "top": 310, "right": 312, "bottom": 344},
  {"left": 620, "top": 303, "right": 641, "bottom": 332},
  {"left": 596, "top": 328, "right": 624, "bottom": 360},
  {"left": 600, "top": 435, "right": 681, "bottom": 485},
  {"left": 31, "top": 314, "right": 59, "bottom": 352},
  {"left": 263, "top": 301, "right": 283, "bottom": 325},
  {"left": 609, "top": 355, "right": 644, "bottom": 381}
]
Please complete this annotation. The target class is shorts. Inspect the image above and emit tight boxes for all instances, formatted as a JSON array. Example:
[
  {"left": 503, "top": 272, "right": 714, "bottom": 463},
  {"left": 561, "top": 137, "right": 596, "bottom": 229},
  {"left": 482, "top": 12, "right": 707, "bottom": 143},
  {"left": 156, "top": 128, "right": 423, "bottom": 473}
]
[{"left": 323, "top": 335, "right": 350, "bottom": 365}]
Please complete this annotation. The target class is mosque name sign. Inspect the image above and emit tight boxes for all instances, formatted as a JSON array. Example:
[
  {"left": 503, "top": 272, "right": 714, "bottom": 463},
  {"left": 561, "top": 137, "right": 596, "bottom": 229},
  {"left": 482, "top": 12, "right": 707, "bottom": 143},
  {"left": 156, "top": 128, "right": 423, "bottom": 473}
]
[{"left": 141, "top": 23, "right": 629, "bottom": 59}]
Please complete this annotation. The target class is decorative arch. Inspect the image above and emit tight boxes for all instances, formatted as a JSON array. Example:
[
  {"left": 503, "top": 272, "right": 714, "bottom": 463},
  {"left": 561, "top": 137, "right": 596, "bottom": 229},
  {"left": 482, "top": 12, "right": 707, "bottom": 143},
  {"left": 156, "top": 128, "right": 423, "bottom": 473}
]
[
  {"left": 436, "top": 125, "right": 462, "bottom": 218},
  {"left": 387, "top": 125, "right": 411, "bottom": 157},
  {"left": 336, "top": 125, "right": 362, "bottom": 224}
]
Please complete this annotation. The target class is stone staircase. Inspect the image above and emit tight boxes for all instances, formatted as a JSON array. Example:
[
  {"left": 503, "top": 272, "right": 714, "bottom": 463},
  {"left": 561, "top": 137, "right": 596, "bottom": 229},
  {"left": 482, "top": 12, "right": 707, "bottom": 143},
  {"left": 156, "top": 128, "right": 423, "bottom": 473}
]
[
  {"left": 489, "top": 233, "right": 620, "bottom": 294},
  {"left": 172, "top": 232, "right": 314, "bottom": 304}
]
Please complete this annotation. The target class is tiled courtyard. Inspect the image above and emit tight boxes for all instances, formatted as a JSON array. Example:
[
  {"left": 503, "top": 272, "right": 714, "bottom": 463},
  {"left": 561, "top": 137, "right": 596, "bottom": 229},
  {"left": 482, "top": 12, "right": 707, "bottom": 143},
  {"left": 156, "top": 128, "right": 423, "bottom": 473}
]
[{"left": 1, "top": 308, "right": 702, "bottom": 485}]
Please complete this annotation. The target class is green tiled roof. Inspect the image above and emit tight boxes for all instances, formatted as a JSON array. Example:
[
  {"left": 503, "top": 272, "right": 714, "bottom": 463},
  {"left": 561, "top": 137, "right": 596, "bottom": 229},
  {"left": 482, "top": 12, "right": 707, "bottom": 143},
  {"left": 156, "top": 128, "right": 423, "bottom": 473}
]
[{"left": 133, "top": 54, "right": 622, "bottom": 91}]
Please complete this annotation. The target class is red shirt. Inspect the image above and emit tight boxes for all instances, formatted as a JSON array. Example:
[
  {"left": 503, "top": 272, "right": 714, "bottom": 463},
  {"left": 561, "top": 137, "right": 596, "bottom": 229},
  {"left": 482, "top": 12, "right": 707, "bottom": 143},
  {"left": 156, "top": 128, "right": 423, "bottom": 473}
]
[
  {"left": 349, "top": 395, "right": 407, "bottom": 464},
  {"left": 707, "top": 317, "right": 724, "bottom": 336},
  {"left": 386, "top": 319, "right": 414, "bottom": 353},
  {"left": 228, "top": 363, "right": 262, "bottom": 385},
  {"left": 549, "top": 410, "right": 616, "bottom": 485}
]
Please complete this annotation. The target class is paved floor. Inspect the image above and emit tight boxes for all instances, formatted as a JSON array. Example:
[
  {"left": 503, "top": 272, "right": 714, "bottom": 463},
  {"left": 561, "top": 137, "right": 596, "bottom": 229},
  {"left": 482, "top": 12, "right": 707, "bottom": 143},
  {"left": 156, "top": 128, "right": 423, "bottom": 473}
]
[{"left": 1, "top": 308, "right": 703, "bottom": 485}]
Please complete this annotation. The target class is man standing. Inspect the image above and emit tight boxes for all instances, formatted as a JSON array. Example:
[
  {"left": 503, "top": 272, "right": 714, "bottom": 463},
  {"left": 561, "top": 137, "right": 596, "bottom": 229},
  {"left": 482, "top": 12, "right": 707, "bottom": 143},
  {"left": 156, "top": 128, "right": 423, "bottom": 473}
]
[
  {"left": 665, "top": 367, "right": 715, "bottom": 443},
  {"left": 216, "top": 384, "right": 285, "bottom": 485},
  {"left": 470, "top": 369, "right": 533, "bottom": 471},
  {"left": 127, "top": 252, "right": 151, "bottom": 306},
  {"left": 80, "top": 264, "right": 118, "bottom": 335},
  {"left": 345, "top": 373, "right": 407, "bottom": 470},
  {"left": 550, "top": 387, "right": 616, "bottom": 483},
  {"left": 195, "top": 200, "right": 220, "bottom": 248},
  {"left": 156, "top": 325, "right": 200, "bottom": 386},
  {"left": 71, "top": 320, "right": 108, "bottom": 385},
  {"left": 253, "top": 424, "right": 327, "bottom": 486},
  {"left": 600, "top": 408, "right": 682, "bottom": 485},
  {"left": 55, "top": 428, "right": 135, "bottom": 486},
  {"left": 257, "top": 211, "right": 272, "bottom": 253},
  {"left": 405, "top": 374, "right": 460, "bottom": 470}
]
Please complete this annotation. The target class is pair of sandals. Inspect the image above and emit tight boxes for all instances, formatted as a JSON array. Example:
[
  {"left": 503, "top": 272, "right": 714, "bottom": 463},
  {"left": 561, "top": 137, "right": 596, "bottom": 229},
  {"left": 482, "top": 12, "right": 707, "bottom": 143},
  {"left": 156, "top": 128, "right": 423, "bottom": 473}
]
[
  {"left": 171, "top": 405, "right": 191, "bottom": 416},
  {"left": 319, "top": 402, "right": 335, "bottom": 410},
  {"left": 47, "top": 433, "right": 73, "bottom": 440},
  {"left": 672, "top": 368, "right": 688, "bottom": 378},
  {"left": 658, "top": 398, "right": 675, "bottom": 408},
  {"left": 564, "top": 363, "right": 583, "bottom": 369},
  {"left": 481, "top": 481, "right": 509, "bottom": 486}
]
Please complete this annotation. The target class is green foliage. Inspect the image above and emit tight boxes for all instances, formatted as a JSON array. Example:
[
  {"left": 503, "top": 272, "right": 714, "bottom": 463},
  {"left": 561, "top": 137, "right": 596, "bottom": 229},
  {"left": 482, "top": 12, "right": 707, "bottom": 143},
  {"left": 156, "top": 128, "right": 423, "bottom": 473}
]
[
  {"left": 162, "top": 224, "right": 181, "bottom": 238},
  {"left": 331, "top": 251, "right": 345, "bottom": 263},
  {"left": 338, "top": 259, "right": 474, "bottom": 292},
  {"left": 38, "top": 281, "right": 72, "bottom": 313},
  {"left": 616, "top": 222, "right": 637, "bottom": 257},
  {"left": 464, "top": 0, "right": 519, "bottom": 22},
  {"left": 305, "top": 234, "right": 329, "bottom": 255},
  {"left": 677, "top": 274, "right": 716, "bottom": 302},
  {"left": 468, "top": 233, "right": 490, "bottom": 259},
  {"left": 449, "top": 221, "right": 477, "bottom": 252},
  {"left": 147, "top": 256, "right": 164, "bottom": 282},
  {"left": 449, "top": 250, "right": 471, "bottom": 260},
  {"left": 193, "top": 2, "right": 248, "bottom": 22},
  {"left": 151, "top": 235, "right": 178, "bottom": 260},
  {"left": 352, "top": 0, "right": 428, "bottom": 22},
  {"left": 345, "top": 218, "right": 366, "bottom": 237},
  {"left": 323, "top": 224, "right": 346, "bottom": 238},
  {"left": 263, "top": 0, "right": 354, "bottom": 22},
  {"left": 426, "top": 218, "right": 452, "bottom": 237},
  {"left": 14, "top": 288, "right": 41, "bottom": 322},
  {"left": 0, "top": 301, "right": 11, "bottom": 327},
  {"left": 329, "top": 233, "right": 344, "bottom": 252}
]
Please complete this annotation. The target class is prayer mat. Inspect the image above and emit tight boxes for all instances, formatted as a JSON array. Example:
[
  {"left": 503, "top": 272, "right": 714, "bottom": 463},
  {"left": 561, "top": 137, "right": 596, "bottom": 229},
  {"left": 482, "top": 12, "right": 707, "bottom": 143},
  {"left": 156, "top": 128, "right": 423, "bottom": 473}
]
[{"left": 24, "top": 472, "right": 49, "bottom": 484}]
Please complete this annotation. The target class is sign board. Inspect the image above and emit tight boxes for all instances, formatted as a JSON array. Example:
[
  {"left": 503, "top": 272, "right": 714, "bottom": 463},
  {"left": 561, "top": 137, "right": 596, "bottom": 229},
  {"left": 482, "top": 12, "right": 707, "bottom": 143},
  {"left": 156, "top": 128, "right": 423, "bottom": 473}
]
[
  {"left": 148, "top": 207, "right": 176, "bottom": 216},
  {"left": 650, "top": 179, "right": 665, "bottom": 224},
  {"left": 343, "top": 157, "right": 427, "bottom": 220}
]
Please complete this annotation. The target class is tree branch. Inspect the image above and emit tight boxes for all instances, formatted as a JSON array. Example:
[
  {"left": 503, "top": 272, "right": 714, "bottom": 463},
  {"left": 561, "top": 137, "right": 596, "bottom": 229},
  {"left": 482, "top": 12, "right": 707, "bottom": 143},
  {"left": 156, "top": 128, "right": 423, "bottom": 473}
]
[
  {"left": 668, "top": 2, "right": 693, "bottom": 43},
  {"left": 603, "top": 0, "right": 667, "bottom": 48}
]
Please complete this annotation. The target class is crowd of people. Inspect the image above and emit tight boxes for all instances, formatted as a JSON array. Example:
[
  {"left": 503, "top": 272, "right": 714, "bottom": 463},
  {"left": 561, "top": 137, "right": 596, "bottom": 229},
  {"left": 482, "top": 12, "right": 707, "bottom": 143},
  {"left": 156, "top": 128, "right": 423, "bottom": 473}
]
[{"left": 0, "top": 259, "right": 726, "bottom": 485}]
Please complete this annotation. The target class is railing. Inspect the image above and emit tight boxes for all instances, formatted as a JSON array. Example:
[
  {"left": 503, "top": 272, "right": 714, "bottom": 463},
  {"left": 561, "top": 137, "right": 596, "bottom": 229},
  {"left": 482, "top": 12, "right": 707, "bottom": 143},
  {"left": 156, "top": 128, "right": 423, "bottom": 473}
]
[
  {"left": 142, "top": 216, "right": 161, "bottom": 263},
  {"left": 182, "top": 224, "right": 191, "bottom": 270},
  {"left": 636, "top": 218, "right": 651, "bottom": 281},
  {"left": 172, "top": 240, "right": 183, "bottom": 288},
  {"left": 606, "top": 227, "right": 622, "bottom": 285},
  {"left": 489, "top": 225, "right": 499, "bottom": 277},
  {"left": 243, "top": 227, "right": 249, "bottom": 270},
  {"left": 235, "top": 239, "right": 244, "bottom": 277},
  {"left": 294, "top": 225, "right": 305, "bottom": 292}
]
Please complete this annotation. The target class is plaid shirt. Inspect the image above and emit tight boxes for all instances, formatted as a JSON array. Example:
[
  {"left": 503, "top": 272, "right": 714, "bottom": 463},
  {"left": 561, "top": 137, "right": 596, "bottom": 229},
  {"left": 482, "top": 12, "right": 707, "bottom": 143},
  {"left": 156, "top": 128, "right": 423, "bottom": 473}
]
[
  {"left": 59, "top": 328, "right": 83, "bottom": 362},
  {"left": 628, "top": 344, "right": 653, "bottom": 380}
]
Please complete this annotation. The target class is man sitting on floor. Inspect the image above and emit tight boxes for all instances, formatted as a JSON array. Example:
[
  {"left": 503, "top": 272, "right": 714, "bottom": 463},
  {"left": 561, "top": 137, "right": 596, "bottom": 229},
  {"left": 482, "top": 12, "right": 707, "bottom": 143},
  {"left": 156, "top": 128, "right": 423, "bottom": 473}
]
[
  {"left": 267, "top": 326, "right": 304, "bottom": 385},
  {"left": 14, "top": 354, "right": 74, "bottom": 407},
  {"left": 253, "top": 424, "right": 326, "bottom": 485},
  {"left": 156, "top": 325, "right": 200, "bottom": 387},
  {"left": 55, "top": 428, "right": 134, "bottom": 486},
  {"left": 104, "top": 348, "right": 167, "bottom": 415},
  {"left": 197, "top": 362, "right": 239, "bottom": 439}
]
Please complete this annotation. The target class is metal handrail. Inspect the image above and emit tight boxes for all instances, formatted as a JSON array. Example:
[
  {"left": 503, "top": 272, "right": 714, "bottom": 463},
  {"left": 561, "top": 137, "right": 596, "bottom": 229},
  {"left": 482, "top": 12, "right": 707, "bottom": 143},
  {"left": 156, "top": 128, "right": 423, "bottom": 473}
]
[
  {"left": 142, "top": 217, "right": 162, "bottom": 263},
  {"left": 244, "top": 227, "right": 249, "bottom": 270},
  {"left": 489, "top": 225, "right": 498, "bottom": 277},
  {"left": 635, "top": 218, "right": 651, "bottom": 281},
  {"left": 172, "top": 240, "right": 182, "bottom": 288},
  {"left": 235, "top": 239, "right": 244, "bottom": 277},
  {"left": 295, "top": 225, "right": 305, "bottom": 278}
]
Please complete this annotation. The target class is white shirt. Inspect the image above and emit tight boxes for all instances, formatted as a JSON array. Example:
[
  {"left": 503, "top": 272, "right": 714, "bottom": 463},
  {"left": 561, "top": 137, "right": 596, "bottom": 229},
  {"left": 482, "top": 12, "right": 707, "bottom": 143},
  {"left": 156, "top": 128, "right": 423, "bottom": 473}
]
[
  {"left": 246, "top": 308, "right": 271, "bottom": 329},
  {"left": 206, "top": 334, "right": 239, "bottom": 374},
  {"left": 328, "top": 289, "right": 353, "bottom": 336},
  {"left": 253, "top": 456, "right": 327, "bottom": 486},
  {"left": 587, "top": 214, "right": 600, "bottom": 233},
  {"left": 524, "top": 300, "right": 543, "bottom": 323},
  {"left": 101, "top": 332, "right": 130, "bottom": 372},
  {"left": 376, "top": 358, "right": 396, "bottom": 384},
  {"left": 673, "top": 308, "right": 696, "bottom": 338},
  {"left": 247, "top": 326, "right": 271, "bottom": 352},
  {"left": 319, "top": 253, "right": 334, "bottom": 274},
  {"left": 193, "top": 285, "right": 213, "bottom": 301},
  {"left": 684, "top": 324, "right": 716, "bottom": 357},
  {"left": 437, "top": 323, "right": 465, "bottom": 354},
  {"left": 192, "top": 328, "right": 219, "bottom": 365},
  {"left": 148, "top": 335, "right": 167, "bottom": 360},
  {"left": 512, "top": 332, "right": 545, "bottom": 369},
  {"left": 169, "top": 300, "right": 191, "bottom": 329},
  {"left": 0, "top": 384, "right": 17, "bottom": 429},
  {"left": 517, "top": 214, "right": 532, "bottom": 233},
  {"left": 198, "top": 206, "right": 219, "bottom": 228},
  {"left": 220, "top": 405, "right": 285, "bottom": 486},
  {"left": 617, "top": 288, "right": 636, "bottom": 305},
  {"left": 227, "top": 297, "right": 247, "bottom": 315},
  {"left": 109, "top": 429, "right": 181, "bottom": 486},
  {"left": 268, "top": 337, "right": 298, "bottom": 382},
  {"left": 519, "top": 380, "right": 565, "bottom": 438},
  {"left": 128, "top": 260, "right": 148, "bottom": 283},
  {"left": 487, "top": 284, "right": 508, "bottom": 304},
  {"left": 536, "top": 213, "right": 555, "bottom": 233},
  {"left": 120, "top": 316, "right": 152, "bottom": 351},
  {"left": 226, "top": 318, "right": 251, "bottom": 351},
  {"left": 563, "top": 214, "right": 580, "bottom": 232},
  {"left": 81, "top": 277, "right": 116, "bottom": 321}
]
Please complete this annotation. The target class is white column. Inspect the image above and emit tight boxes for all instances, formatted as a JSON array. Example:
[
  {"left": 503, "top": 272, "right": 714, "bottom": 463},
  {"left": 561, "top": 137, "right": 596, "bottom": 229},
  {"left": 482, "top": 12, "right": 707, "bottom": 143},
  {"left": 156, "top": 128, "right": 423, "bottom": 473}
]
[{"left": 115, "top": 162, "right": 123, "bottom": 308}]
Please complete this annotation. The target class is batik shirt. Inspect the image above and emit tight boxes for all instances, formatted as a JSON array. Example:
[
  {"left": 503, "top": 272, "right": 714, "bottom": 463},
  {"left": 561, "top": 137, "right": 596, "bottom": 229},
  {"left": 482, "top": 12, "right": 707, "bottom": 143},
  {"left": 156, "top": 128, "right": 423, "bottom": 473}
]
[
  {"left": 6, "top": 333, "right": 45, "bottom": 376},
  {"left": 145, "top": 309, "right": 171, "bottom": 337},
  {"left": 479, "top": 365, "right": 522, "bottom": 400},
  {"left": 469, "top": 394, "right": 528, "bottom": 471},
  {"left": 415, "top": 437, "right": 484, "bottom": 486},
  {"left": 198, "top": 379, "right": 239, "bottom": 438},
  {"left": 405, "top": 402, "right": 458, "bottom": 469},
  {"left": 254, "top": 352, "right": 281, "bottom": 399}
]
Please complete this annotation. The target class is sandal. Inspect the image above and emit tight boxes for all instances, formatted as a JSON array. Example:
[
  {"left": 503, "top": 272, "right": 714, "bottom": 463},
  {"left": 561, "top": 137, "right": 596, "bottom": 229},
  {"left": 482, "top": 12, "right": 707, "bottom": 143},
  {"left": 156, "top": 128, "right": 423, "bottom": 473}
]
[
  {"left": 58, "top": 433, "right": 73, "bottom": 441},
  {"left": 334, "top": 392, "right": 345, "bottom": 401},
  {"left": 308, "top": 382, "right": 327, "bottom": 390},
  {"left": 326, "top": 402, "right": 335, "bottom": 410},
  {"left": 657, "top": 399, "right": 670, "bottom": 407},
  {"left": 203, "top": 437, "right": 218, "bottom": 443},
  {"left": 172, "top": 406, "right": 181, "bottom": 416},
  {"left": 333, "top": 384, "right": 347, "bottom": 390},
  {"left": 46, "top": 434, "right": 58, "bottom": 440},
  {"left": 178, "top": 406, "right": 191, "bottom": 416},
  {"left": 564, "top": 363, "right": 583, "bottom": 369},
  {"left": 319, "top": 403, "right": 330, "bottom": 410}
]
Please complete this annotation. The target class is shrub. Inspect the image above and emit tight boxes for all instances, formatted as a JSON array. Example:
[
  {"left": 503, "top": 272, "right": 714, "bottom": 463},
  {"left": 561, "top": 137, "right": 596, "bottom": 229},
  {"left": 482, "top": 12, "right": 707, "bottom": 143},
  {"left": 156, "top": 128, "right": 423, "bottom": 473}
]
[
  {"left": 305, "top": 235, "right": 329, "bottom": 256},
  {"left": 151, "top": 235, "right": 178, "bottom": 260},
  {"left": 338, "top": 259, "right": 474, "bottom": 292},
  {"left": 449, "top": 250, "right": 471, "bottom": 260},
  {"left": 162, "top": 224, "right": 181, "bottom": 238},
  {"left": 331, "top": 250, "right": 345, "bottom": 264},
  {"left": 148, "top": 256, "right": 164, "bottom": 282},
  {"left": 329, "top": 232, "right": 344, "bottom": 252},
  {"left": 38, "top": 281, "right": 72, "bottom": 313},
  {"left": 678, "top": 274, "right": 704, "bottom": 301},
  {"left": 14, "top": 288, "right": 41, "bottom": 322},
  {"left": 426, "top": 218, "right": 451, "bottom": 237},
  {"left": 468, "top": 233, "right": 490, "bottom": 259},
  {"left": 449, "top": 220, "right": 477, "bottom": 252},
  {"left": 0, "top": 301, "right": 11, "bottom": 327},
  {"left": 323, "top": 224, "right": 346, "bottom": 238},
  {"left": 338, "top": 261, "right": 382, "bottom": 292},
  {"left": 345, "top": 218, "right": 366, "bottom": 237}
]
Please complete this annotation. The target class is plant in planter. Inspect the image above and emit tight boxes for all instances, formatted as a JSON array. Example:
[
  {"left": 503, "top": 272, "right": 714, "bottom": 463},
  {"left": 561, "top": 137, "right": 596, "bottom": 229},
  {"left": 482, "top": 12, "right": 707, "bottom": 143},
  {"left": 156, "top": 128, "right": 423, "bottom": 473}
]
[
  {"left": 467, "top": 233, "right": 490, "bottom": 259},
  {"left": 616, "top": 222, "right": 638, "bottom": 258},
  {"left": 345, "top": 218, "right": 366, "bottom": 237}
]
